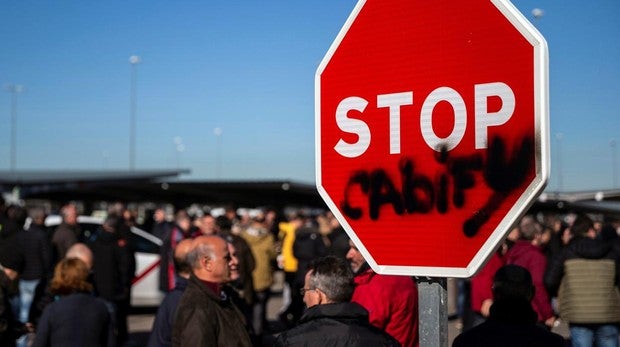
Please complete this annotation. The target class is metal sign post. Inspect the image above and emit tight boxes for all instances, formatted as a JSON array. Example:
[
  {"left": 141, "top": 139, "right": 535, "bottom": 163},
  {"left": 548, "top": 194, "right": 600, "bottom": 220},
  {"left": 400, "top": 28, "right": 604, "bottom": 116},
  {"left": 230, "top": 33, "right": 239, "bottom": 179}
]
[{"left": 417, "top": 277, "right": 448, "bottom": 347}]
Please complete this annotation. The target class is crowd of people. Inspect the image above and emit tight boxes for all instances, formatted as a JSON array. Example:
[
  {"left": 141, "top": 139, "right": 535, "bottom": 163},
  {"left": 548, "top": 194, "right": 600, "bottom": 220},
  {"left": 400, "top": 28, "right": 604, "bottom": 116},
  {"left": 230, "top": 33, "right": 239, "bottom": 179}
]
[
  {"left": 0, "top": 199, "right": 136, "bottom": 347},
  {"left": 0, "top": 194, "right": 619, "bottom": 347},
  {"left": 149, "top": 206, "right": 418, "bottom": 347},
  {"left": 460, "top": 212, "right": 620, "bottom": 347}
]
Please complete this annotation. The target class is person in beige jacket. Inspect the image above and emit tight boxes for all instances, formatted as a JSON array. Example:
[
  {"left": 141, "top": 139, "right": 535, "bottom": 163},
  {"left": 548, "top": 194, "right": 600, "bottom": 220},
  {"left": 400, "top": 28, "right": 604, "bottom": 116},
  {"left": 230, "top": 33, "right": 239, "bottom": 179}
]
[
  {"left": 544, "top": 214, "right": 620, "bottom": 347},
  {"left": 241, "top": 217, "right": 277, "bottom": 344}
]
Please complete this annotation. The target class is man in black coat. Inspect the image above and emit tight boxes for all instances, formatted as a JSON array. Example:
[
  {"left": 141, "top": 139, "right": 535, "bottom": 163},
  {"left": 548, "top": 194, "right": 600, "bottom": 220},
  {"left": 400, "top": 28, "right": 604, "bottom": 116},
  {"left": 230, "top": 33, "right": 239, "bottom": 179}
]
[
  {"left": 275, "top": 256, "right": 399, "bottom": 347},
  {"left": 16, "top": 207, "right": 52, "bottom": 325},
  {"left": 89, "top": 216, "right": 133, "bottom": 345},
  {"left": 452, "top": 265, "right": 564, "bottom": 347}
]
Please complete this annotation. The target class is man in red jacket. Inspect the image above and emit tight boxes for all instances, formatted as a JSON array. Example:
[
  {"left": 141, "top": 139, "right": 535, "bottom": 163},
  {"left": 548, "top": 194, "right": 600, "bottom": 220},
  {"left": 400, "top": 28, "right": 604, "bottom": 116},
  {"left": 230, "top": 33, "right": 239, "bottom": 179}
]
[{"left": 346, "top": 241, "right": 419, "bottom": 347}]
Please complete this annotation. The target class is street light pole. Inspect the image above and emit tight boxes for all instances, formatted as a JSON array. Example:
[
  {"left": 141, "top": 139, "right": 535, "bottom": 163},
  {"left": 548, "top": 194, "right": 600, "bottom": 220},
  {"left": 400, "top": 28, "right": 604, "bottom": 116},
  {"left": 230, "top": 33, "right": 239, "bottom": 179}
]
[
  {"left": 6, "top": 84, "right": 23, "bottom": 172},
  {"left": 214, "top": 127, "right": 223, "bottom": 179},
  {"left": 129, "top": 55, "right": 141, "bottom": 170},
  {"left": 611, "top": 139, "right": 617, "bottom": 188},
  {"left": 555, "top": 133, "right": 563, "bottom": 192}
]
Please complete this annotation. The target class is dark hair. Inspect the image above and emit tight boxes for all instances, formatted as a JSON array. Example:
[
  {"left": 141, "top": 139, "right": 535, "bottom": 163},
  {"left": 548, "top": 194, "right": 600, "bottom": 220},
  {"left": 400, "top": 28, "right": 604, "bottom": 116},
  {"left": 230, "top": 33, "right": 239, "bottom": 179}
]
[
  {"left": 492, "top": 264, "right": 534, "bottom": 301},
  {"left": 216, "top": 215, "right": 233, "bottom": 232},
  {"left": 173, "top": 248, "right": 192, "bottom": 275},
  {"left": 306, "top": 256, "right": 354, "bottom": 303},
  {"left": 570, "top": 214, "right": 594, "bottom": 237}
]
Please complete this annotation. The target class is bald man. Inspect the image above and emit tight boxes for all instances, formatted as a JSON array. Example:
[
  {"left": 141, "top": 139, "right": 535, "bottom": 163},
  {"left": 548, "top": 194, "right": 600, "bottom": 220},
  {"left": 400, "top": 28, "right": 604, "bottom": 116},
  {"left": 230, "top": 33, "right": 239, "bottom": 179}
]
[
  {"left": 172, "top": 236, "right": 251, "bottom": 347},
  {"left": 65, "top": 243, "right": 94, "bottom": 270},
  {"left": 149, "top": 239, "right": 193, "bottom": 347}
]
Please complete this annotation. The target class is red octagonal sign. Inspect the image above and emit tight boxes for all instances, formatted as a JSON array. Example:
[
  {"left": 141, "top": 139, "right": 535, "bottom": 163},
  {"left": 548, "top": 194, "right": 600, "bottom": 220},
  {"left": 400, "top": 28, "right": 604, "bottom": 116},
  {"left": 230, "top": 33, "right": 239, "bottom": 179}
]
[{"left": 316, "top": 0, "right": 549, "bottom": 277}]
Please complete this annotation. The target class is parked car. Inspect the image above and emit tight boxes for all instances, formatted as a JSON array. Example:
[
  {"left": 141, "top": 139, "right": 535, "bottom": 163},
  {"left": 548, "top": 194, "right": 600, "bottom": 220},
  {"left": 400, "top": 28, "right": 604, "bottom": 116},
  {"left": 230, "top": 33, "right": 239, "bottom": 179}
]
[{"left": 44, "top": 215, "right": 165, "bottom": 307}]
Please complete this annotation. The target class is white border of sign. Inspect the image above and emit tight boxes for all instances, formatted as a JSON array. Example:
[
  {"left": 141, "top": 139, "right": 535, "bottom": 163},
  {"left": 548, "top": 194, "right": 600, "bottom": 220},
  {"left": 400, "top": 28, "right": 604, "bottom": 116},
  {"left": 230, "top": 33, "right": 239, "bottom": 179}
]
[{"left": 315, "top": 0, "right": 549, "bottom": 278}]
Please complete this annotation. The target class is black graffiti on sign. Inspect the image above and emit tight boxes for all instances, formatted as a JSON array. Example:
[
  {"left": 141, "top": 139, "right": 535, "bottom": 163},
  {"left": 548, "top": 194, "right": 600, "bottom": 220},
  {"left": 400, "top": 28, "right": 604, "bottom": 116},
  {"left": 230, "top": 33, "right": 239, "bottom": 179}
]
[{"left": 339, "top": 136, "right": 533, "bottom": 237}]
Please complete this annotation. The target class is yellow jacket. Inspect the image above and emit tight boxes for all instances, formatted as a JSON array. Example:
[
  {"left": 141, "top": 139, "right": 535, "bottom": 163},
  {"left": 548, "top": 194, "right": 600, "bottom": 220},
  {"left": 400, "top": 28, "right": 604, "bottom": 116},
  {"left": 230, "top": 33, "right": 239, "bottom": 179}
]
[{"left": 278, "top": 222, "right": 298, "bottom": 273}]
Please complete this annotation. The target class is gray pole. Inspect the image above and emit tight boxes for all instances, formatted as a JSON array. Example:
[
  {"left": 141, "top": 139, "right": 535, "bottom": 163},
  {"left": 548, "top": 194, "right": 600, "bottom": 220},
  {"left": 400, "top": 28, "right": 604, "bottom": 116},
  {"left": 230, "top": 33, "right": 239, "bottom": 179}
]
[
  {"left": 6, "top": 84, "right": 23, "bottom": 172},
  {"left": 417, "top": 277, "right": 448, "bottom": 347},
  {"left": 129, "top": 55, "right": 141, "bottom": 170},
  {"left": 214, "top": 127, "right": 223, "bottom": 179},
  {"left": 611, "top": 139, "right": 617, "bottom": 188},
  {"left": 555, "top": 133, "right": 563, "bottom": 191}
]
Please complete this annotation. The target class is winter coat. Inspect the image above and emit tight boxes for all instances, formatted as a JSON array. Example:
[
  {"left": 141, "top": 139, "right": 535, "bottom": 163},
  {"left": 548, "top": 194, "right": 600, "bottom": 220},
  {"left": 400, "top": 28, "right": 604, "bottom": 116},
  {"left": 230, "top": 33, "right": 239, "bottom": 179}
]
[
  {"left": 51, "top": 222, "right": 81, "bottom": 261},
  {"left": 278, "top": 222, "right": 298, "bottom": 273},
  {"left": 352, "top": 267, "right": 419, "bottom": 347},
  {"left": 470, "top": 252, "right": 504, "bottom": 313},
  {"left": 32, "top": 292, "right": 115, "bottom": 347},
  {"left": 544, "top": 236, "right": 620, "bottom": 324},
  {"left": 88, "top": 228, "right": 133, "bottom": 302},
  {"left": 159, "top": 226, "right": 197, "bottom": 292},
  {"left": 172, "top": 274, "right": 251, "bottom": 347},
  {"left": 17, "top": 224, "right": 52, "bottom": 281},
  {"left": 274, "top": 302, "right": 400, "bottom": 347},
  {"left": 452, "top": 298, "right": 564, "bottom": 347},
  {"left": 326, "top": 227, "right": 350, "bottom": 261},
  {"left": 148, "top": 277, "right": 188, "bottom": 347},
  {"left": 241, "top": 226, "right": 276, "bottom": 292},
  {"left": 504, "top": 240, "right": 554, "bottom": 322},
  {"left": 293, "top": 226, "right": 326, "bottom": 285},
  {"left": 0, "top": 270, "right": 21, "bottom": 347}
]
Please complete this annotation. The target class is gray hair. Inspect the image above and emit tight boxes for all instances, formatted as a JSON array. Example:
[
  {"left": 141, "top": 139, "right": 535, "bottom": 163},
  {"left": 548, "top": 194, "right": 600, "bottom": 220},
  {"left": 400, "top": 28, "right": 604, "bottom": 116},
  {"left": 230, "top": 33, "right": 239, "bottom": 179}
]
[
  {"left": 29, "top": 207, "right": 47, "bottom": 224},
  {"left": 518, "top": 215, "right": 541, "bottom": 241},
  {"left": 307, "top": 256, "right": 354, "bottom": 303},
  {"left": 186, "top": 236, "right": 227, "bottom": 269}
]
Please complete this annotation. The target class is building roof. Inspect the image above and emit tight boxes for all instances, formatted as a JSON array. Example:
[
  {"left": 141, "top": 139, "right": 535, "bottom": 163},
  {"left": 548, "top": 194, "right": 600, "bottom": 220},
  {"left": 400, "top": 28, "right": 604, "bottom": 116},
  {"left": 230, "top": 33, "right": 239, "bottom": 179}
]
[{"left": 0, "top": 170, "right": 323, "bottom": 208}]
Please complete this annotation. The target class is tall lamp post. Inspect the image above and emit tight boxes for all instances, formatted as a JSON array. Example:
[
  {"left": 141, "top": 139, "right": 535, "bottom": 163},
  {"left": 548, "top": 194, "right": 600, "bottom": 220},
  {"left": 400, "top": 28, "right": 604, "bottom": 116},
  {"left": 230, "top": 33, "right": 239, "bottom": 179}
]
[
  {"left": 214, "top": 127, "right": 223, "bottom": 179},
  {"left": 129, "top": 55, "right": 141, "bottom": 170},
  {"left": 611, "top": 139, "right": 617, "bottom": 188},
  {"left": 173, "top": 136, "right": 185, "bottom": 170},
  {"left": 555, "top": 133, "right": 563, "bottom": 192},
  {"left": 5, "top": 84, "right": 23, "bottom": 172}
]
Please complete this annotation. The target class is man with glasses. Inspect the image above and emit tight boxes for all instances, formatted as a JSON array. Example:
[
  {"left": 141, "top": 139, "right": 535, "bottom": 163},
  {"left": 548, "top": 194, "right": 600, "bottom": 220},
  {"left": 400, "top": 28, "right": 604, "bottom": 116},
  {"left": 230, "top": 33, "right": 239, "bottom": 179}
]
[
  {"left": 172, "top": 235, "right": 251, "bottom": 347},
  {"left": 275, "top": 256, "right": 399, "bottom": 347}
]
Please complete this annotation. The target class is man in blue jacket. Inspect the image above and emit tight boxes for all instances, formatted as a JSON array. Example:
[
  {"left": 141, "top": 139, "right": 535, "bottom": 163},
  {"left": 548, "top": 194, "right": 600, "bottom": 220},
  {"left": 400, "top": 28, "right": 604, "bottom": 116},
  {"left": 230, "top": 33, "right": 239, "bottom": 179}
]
[{"left": 148, "top": 238, "right": 193, "bottom": 347}]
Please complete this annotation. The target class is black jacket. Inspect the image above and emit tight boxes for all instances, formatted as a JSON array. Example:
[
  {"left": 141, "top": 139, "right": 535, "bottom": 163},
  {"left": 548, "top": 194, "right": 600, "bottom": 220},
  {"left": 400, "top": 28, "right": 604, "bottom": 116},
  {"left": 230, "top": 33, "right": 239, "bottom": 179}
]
[
  {"left": 275, "top": 302, "right": 400, "bottom": 347},
  {"left": 89, "top": 229, "right": 133, "bottom": 301},
  {"left": 32, "top": 292, "right": 115, "bottom": 347},
  {"left": 544, "top": 236, "right": 619, "bottom": 296},
  {"left": 0, "top": 270, "right": 23, "bottom": 347},
  {"left": 293, "top": 226, "right": 326, "bottom": 284},
  {"left": 452, "top": 299, "right": 564, "bottom": 347},
  {"left": 17, "top": 224, "right": 52, "bottom": 280}
]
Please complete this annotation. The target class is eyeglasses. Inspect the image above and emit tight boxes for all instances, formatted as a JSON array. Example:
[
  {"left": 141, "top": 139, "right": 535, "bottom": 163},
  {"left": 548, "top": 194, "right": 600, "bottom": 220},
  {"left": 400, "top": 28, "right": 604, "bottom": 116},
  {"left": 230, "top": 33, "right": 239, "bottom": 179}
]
[{"left": 300, "top": 287, "right": 316, "bottom": 296}]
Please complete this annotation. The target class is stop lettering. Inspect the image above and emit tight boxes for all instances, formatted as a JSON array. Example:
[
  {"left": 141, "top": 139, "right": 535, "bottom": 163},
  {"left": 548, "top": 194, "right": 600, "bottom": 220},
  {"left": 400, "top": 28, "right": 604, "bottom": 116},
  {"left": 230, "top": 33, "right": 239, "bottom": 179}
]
[{"left": 334, "top": 82, "right": 515, "bottom": 158}]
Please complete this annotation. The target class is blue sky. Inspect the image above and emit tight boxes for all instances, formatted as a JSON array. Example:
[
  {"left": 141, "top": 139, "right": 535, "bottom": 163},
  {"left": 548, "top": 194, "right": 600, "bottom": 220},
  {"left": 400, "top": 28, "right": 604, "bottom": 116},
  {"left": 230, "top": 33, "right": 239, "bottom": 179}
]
[{"left": 1, "top": 1, "right": 618, "bottom": 192}]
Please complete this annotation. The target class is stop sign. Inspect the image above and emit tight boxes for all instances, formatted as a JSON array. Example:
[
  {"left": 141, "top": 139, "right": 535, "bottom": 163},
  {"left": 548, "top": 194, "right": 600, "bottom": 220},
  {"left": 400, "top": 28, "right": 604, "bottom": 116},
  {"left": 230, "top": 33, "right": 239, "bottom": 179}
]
[{"left": 316, "top": 0, "right": 549, "bottom": 277}]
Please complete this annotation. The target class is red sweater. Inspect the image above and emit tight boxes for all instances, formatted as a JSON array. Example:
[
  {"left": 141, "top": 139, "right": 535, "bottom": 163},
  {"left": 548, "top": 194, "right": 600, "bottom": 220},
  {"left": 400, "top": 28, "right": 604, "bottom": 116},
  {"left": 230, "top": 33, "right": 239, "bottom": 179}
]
[
  {"left": 504, "top": 240, "right": 554, "bottom": 322},
  {"left": 471, "top": 252, "right": 504, "bottom": 312},
  {"left": 351, "top": 269, "right": 419, "bottom": 347}
]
